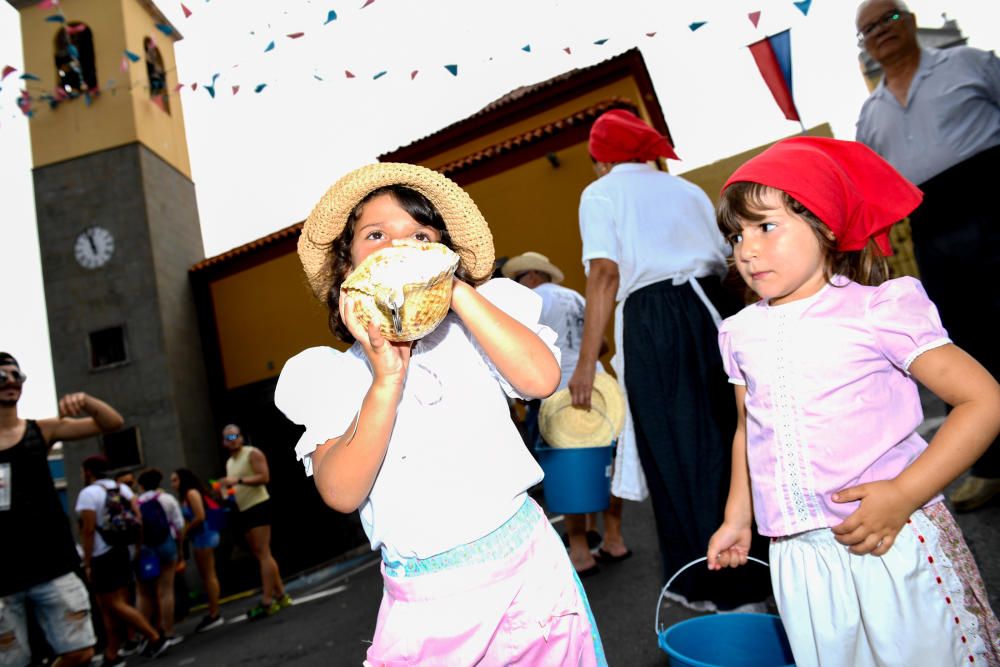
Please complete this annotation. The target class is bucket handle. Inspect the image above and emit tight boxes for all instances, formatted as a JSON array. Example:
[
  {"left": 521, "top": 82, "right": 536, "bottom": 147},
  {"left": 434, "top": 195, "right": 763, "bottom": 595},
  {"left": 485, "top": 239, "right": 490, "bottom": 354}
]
[{"left": 654, "top": 556, "right": 769, "bottom": 636}]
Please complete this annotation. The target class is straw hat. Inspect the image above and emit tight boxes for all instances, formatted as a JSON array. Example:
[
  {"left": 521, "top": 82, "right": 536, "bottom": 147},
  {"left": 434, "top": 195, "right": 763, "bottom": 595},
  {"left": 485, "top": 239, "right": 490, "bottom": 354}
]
[
  {"left": 501, "top": 251, "right": 565, "bottom": 284},
  {"left": 539, "top": 373, "right": 625, "bottom": 448},
  {"left": 298, "top": 163, "right": 495, "bottom": 300}
]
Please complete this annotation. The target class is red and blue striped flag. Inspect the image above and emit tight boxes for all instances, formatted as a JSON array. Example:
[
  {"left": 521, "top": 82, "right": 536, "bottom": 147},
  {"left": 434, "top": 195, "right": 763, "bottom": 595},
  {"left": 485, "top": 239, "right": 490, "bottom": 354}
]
[{"left": 747, "top": 29, "right": 801, "bottom": 123}]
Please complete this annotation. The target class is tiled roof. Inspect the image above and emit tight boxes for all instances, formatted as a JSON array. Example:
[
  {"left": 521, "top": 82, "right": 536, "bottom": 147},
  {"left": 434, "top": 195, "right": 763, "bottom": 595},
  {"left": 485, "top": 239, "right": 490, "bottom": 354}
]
[
  {"left": 434, "top": 97, "right": 636, "bottom": 177},
  {"left": 190, "top": 221, "right": 302, "bottom": 274}
]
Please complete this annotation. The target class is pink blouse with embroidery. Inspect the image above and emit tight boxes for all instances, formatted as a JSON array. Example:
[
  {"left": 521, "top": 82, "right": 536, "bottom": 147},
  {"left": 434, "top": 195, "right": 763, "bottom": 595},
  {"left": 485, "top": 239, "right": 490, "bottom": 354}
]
[{"left": 719, "top": 277, "right": 950, "bottom": 537}]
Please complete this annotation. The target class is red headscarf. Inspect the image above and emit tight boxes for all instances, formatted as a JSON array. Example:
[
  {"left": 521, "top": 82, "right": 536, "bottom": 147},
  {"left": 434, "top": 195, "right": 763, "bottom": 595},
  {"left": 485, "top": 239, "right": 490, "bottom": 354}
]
[
  {"left": 722, "top": 137, "right": 922, "bottom": 255},
  {"left": 588, "top": 109, "right": 679, "bottom": 163}
]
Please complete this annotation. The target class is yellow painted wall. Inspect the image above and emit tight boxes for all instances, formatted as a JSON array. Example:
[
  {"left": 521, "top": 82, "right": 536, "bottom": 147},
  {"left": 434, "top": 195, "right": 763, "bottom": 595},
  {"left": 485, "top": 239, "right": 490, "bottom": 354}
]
[
  {"left": 210, "top": 252, "right": 341, "bottom": 390},
  {"left": 15, "top": 0, "right": 190, "bottom": 176},
  {"left": 423, "top": 78, "right": 650, "bottom": 169}
]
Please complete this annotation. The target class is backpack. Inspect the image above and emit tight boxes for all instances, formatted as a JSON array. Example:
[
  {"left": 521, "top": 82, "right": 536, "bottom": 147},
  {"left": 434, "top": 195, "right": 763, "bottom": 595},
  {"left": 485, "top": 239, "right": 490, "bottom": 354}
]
[
  {"left": 139, "top": 492, "right": 171, "bottom": 546},
  {"left": 98, "top": 482, "right": 141, "bottom": 547}
]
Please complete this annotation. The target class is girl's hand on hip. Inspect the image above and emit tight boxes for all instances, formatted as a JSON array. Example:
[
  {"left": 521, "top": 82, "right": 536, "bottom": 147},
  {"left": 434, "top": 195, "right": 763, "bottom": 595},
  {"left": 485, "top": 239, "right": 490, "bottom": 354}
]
[
  {"left": 707, "top": 521, "right": 753, "bottom": 570},
  {"left": 341, "top": 293, "right": 411, "bottom": 385},
  {"left": 831, "top": 480, "right": 917, "bottom": 556}
]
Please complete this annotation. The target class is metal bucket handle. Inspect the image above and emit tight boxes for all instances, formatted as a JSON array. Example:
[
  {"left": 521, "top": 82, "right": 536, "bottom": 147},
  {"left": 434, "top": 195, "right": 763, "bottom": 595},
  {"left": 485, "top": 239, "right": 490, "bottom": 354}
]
[{"left": 654, "top": 555, "right": 769, "bottom": 635}]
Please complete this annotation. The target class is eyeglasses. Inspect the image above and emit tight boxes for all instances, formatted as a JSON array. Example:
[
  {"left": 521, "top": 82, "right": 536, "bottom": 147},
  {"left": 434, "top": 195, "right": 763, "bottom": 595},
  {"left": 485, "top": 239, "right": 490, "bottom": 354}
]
[
  {"left": 0, "top": 369, "right": 27, "bottom": 385},
  {"left": 223, "top": 433, "right": 240, "bottom": 442},
  {"left": 857, "top": 10, "right": 906, "bottom": 41}
]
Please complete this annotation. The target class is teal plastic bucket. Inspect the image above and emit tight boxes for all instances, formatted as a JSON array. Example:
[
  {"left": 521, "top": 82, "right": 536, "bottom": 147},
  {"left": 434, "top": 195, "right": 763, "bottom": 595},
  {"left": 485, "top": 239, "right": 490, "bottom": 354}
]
[
  {"left": 655, "top": 557, "right": 794, "bottom": 667},
  {"left": 535, "top": 445, "right": 613, "bottom": 514},
  {"left": 658, "top": 614, "right": 794, "bottom": 667}
]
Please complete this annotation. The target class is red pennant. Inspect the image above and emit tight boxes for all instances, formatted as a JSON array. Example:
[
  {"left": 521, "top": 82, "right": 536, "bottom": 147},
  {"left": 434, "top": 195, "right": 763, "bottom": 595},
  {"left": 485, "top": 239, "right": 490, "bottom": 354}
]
[
  {"left": 1, "top": 65, "right": 16, "bottom": 80},
  {"left": 410, "top": 70, "right": 419, "bottom": 80},
  {"left": 287, "top": 32, "right": 305, "bottom": 39},
  {"left": 344, "top": 70, "right": 355, "bottom": 78},
  {"left": 232, "top": 85, "right": 240, "bottom": 95},
  {"left": 645, "top": 32, "right": 657, "bottom": 37},
  {"left": 360, "top": 0, "right": 375, "bottom": 6},
  {"left": 173, "top": 83, "right": 184, "bottom": 92},
  {"left": 66, "top": 23, "right": 87, "bottom": 34},
  {"left": 181, "top": 2, "right": 191, "bottom": 17},
  {"left": 563, "top": 47, "right": 572, "bottom": 55},
  {"left": 151, "top": 94, "right": 166, "bottom": 111},
  {"left": 191, "top": 82, "right": 198, "bottom": 91},
  {"left": 748, "top": 11, "right": 761, "bottom": 27}
]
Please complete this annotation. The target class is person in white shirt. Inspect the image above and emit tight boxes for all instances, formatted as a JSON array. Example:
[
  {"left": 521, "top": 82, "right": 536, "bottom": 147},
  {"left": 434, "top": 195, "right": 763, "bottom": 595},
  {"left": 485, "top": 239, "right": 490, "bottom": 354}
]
[
  {"left": 77, "top": 456, "right": 170, "bottom": 662},
  {"left": 135, "top": 468, "right": 185, "bottom": 645},
  {"left": 570, "top": 109, "right": 769, "bottom": 611},
  {"left": 503, "top": 251, "right": 632, "bottom": 577},
  {"left": 275, "top": 163, "right": 606, "bottom": 665}
]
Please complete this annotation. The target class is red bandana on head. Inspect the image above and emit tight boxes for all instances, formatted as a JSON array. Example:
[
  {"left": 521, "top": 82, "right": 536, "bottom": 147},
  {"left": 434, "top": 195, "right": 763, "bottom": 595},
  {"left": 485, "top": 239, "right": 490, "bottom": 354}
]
[
  {"left": 588, "top": 109, "right": 679, "bottom": 163},
  {"left": 722, "top": 137, "right": 922, "bottom": 255}
]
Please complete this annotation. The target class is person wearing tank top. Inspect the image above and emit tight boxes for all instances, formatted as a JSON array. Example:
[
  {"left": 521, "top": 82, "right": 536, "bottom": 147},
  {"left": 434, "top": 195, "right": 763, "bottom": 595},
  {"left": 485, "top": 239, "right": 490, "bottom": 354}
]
[
  {"left": 0, "top": 352, "right": 125, "bottom": 666},
  {"left": 218, "top": 423, "right": 290, "bottom": 619}
]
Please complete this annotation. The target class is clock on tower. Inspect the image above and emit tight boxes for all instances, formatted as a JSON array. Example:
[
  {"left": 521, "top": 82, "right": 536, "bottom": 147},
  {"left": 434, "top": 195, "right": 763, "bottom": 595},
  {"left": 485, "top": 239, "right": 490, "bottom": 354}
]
[{"left": 8, "top": 0, "right": 218, "bottom": 502}]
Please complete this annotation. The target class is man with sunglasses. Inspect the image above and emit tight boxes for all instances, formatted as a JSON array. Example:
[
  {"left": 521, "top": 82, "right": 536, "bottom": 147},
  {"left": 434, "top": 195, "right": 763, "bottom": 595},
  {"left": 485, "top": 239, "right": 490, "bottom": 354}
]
[
  {"left": 0, "top": 352, "right": 124, "bottom": 666},
  {"left": 855, "top": 1, "right": 1000, "bottom": 513}
]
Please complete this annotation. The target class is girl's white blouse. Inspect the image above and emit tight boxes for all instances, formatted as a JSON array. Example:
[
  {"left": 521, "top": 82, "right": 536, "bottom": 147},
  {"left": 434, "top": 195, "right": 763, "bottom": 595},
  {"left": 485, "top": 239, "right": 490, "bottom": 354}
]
[{"left": 274, "top": 278, "right": 558, "bottom": 561}]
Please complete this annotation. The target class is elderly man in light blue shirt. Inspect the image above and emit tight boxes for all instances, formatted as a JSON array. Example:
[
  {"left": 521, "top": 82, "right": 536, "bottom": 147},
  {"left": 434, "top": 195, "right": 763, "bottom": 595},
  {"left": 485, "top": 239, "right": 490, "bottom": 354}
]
[{"left": 855, "top": 0, "right": 1000, "bottom": 512}]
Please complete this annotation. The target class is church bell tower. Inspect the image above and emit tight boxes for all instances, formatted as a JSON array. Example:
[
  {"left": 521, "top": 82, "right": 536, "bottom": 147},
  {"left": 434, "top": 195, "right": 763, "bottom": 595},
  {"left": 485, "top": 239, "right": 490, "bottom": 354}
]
[{"left": 8, "top": 0, "right": 216, "bottom": 500}]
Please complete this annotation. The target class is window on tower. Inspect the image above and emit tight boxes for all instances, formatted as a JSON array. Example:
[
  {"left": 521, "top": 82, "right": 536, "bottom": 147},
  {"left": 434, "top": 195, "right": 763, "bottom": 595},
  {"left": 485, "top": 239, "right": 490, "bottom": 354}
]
[
  {"left": 54, "top": 23, "right": 97, "bottom": 96},
  {"left": 88, "top": 325, "right": 129, "bottom": 370},
  {"left": 144, "top": 37, "right": 170, "bottom": 113}
]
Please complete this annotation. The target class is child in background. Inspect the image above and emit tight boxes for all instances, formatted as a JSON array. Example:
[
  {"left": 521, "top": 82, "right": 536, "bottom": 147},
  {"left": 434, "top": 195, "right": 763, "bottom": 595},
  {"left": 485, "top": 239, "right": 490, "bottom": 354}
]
[
  {"left": 706, "top": 137, "right": 1000, "bottom": 667},
  {"left": 275, "top": 163, "right": 605, "bottom": 666}
]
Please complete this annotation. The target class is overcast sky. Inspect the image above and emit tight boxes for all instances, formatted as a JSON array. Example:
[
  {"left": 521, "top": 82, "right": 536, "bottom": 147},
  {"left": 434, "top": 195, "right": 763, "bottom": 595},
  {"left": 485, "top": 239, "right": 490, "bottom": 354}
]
[{"left": 2, "top": 0, "right": 998, "bottom": 417}]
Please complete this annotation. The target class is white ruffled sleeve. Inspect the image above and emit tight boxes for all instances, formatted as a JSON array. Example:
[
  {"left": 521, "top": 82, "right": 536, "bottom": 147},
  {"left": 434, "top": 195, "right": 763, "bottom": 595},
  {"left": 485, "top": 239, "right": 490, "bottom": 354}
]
[
  {"left": 473, "top": 278, "right": 561, "bottom": 399},
  {"left": 867, "top": 277, "right": 951, "bottom": 373},
  {"left": 273, "top": 346, "right": 372, "bottom": 476},
  {"left": 718, "top": 319, "right": 746, "bottom": 385}
]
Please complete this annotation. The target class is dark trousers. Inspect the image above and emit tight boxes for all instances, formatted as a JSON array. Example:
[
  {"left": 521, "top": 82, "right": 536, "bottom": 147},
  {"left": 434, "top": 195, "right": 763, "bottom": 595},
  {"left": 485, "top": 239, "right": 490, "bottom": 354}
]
[
  {"left": 623, "top": 276, "right": 770, "bottom": 608},
  {"left": 910, "top": 145, "right": 1000, "bottom": 478}
]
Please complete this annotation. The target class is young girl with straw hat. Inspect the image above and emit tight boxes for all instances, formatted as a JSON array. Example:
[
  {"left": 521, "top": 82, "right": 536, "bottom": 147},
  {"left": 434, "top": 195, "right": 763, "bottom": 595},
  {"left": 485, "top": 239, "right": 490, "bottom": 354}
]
[{"left": 275, "top": 163, "right": 606, "bottom": 666}]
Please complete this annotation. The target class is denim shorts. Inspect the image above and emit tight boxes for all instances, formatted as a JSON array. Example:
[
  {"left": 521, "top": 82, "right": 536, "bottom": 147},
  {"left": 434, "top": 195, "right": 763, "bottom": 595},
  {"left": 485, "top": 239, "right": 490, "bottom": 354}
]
[
  {"left": 192, "top": 529, "right": 220, "bottom": 550},
  {"left": 0, "top": 572, "right": 96, "bottom": 666},
  {"left": 149, "top": 539, "right": 178, "bottom": 563}
]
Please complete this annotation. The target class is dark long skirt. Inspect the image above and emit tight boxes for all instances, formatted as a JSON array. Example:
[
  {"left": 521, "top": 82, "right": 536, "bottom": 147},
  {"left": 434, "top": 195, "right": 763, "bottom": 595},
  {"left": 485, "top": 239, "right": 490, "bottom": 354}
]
[
  {"left": 623, "top": 276, "right": 770, "bottom": 609},
  {"left": 910, "top": 145, "right": 1000, "bottom": 478}
]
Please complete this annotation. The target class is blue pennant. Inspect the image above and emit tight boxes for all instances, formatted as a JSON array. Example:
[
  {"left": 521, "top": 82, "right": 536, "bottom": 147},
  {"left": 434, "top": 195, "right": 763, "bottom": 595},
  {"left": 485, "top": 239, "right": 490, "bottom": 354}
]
[
  {"left": 593, "top": 38, "right": 609, "bottom": 45},
  {"left": 793, "top": 0, "right": 812, "bottom": 16},
  {"left": 689, "top": 21, "right": 707, "bottom": 31},
  {"left": 324, "top": 10, "right": 337, "bottom": 24},
  {"left": 20, "top": 73, "right": 41, "bottom": 81},
  {"left": 521, "top": 44, "right": 531, "bottom": 52},
  {"left": 124, "top": 50, "right": 141, "bottom": 62},
  {"left": 45, "top": 14, "right": 65, "bottom": 23},
  {"left": 444, "top": 64, "right": 458, "bottom": 76},
  {"left": 264, "top": 40, "right": 275, "bottom": 52},
  {"left": 254, "top": 83, "right": 267, "bottom": 93},
  {"left": 155, "top": 23, "right": 174, "bottom": 36},
  {"left": 372, "top": 70, "right": 387, "bottom": 80}
]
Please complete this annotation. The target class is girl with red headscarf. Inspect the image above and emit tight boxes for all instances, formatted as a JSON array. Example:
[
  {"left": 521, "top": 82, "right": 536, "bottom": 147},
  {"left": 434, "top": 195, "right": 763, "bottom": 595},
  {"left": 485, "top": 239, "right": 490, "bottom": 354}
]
[{"left": 707, "top": 137, "right": 1000, "bottom": 667}]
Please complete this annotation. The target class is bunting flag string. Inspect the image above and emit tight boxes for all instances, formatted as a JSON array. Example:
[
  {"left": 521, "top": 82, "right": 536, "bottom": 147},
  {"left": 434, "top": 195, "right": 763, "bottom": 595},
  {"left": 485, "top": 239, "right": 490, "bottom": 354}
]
[{"left": 3, "top": 0, "right": 817, "bottom": 124}]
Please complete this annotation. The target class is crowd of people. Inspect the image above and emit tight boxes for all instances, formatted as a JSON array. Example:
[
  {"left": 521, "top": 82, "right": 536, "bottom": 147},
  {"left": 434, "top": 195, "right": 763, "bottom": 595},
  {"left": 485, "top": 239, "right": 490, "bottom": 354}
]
[{"left": 3, "top": 1, "right": 999, "bottom": 664}]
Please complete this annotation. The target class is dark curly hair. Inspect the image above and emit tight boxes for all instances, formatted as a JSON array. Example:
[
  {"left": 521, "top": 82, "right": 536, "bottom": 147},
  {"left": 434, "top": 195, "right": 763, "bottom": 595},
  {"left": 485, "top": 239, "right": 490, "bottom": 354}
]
[
  {"left": 323, "top": 185, "right": 475, "bottom": 343},
  {"left": 717, "top": 182, "right": 890, "bottom": 288}
]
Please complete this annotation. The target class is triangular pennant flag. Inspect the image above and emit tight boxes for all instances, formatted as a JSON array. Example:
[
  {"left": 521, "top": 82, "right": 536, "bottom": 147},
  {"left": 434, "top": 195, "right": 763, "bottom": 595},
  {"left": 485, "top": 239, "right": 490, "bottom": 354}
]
[
  {"left": 36, "top": 0, "right": 59, "bottom": 8},
  {"left": 410, "top": 70, "right": 419, "bottom": 80},
  {"left": 204, "top": 85, "right": 215, "bottom": 98},
  {"left": 372, "top": 70, "right": 387, "bottom": 80},
  {"left": 66, "top": 23, "right": 86, "bottom": 34},
  {"left": 151, "top": 94, "right": 166, "bottom": 111},
  {"left": 19, "top": 73, "right": 40, "bottom": 81},
  {"left": 2, "top": 65, "right": 17, "bottom": 80},
  {"left": 191, "top": 82, "right": 198, "bottom": 91},
  {"left": 345, "top": 70, "right": 355, "bottom": 78},
  {"left": 181, "top": 3, "right": 192, "bottom": 18},
  {"left": 689, "top": 21, "right": 706, "bottom": 31},
  {"left": 793, "top": 0, "right": 812, "bottom": 16},
  {"left": 120, "top": 56, "right": 129, "bottom": 72},
  {"left": 67, "top": 44, "right": 78, "bottom": 58},
  {"left": 155, "top": 23, "right": 174, "bottom": 36},
  {"left": 231, "top": 85, "right": 240, "bottom": 95},
  {"left": 360, "top": 0, "right": 375, "bottom": 7},
  {"left": 173, "top": 82, "right": 184, "bottom": 92},
  {"left": 593, "top": 38, "right": 608, "bottom": 45},
  {"left": 444, "top": 64, "right": 458, "bottom": 76},
  {"left": 264, "top": 41, "right": 275, "bottom": 52},
  {"left": 313, "top": 73, "right": 324, "bottom": 81},
  {"left": 287, "top": 32, "right": 305, "bottom": 39},
  {"left": 645, "top": 32, "right": 657, "bottom": 37},
  {"left": 748, "top": 11, "right": 761, "bottom": 28},
  {"left": 124, "top": 50, "right": 141, "bottom": 62},
  {"left": 44, "top": 14, "right": 65, "bottom": 23},
  {"left": 254, "top": 83, "right": 267, "bottom": 93},
  {"left": 521, "top": 44, "right": 531, "bottom": 53},
  {"left": 324, "top": 10, "right": 337, "bottom": 24},
  {"left": 563, "top": 47, "right": 572, "bottom": 55}
]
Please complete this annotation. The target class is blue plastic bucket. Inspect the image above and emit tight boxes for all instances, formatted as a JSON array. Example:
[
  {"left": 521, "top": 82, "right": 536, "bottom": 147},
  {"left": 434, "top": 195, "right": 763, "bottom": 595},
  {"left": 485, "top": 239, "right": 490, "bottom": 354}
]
[
  {"left": 658, "top": 614, "right": 794, "bottom": 667},
  {"left": 655, "top": 557, "right": 794, "bottom": 667},
  {"left": 535, "top": 444, "right": 613, "bottom": 514}
]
